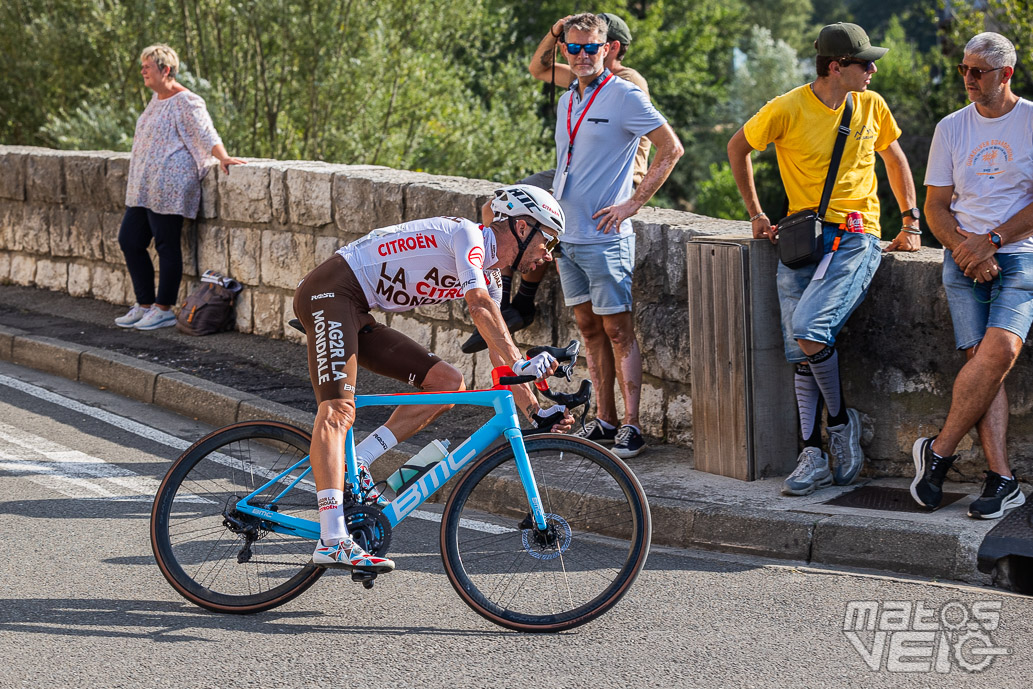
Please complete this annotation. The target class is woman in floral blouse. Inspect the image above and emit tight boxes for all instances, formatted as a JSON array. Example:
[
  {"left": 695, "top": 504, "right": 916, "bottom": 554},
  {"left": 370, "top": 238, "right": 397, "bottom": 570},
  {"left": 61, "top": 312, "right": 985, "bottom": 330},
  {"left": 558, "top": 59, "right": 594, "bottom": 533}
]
[{"left": 115, "top": 44, "right": 245, "bottom": 330}]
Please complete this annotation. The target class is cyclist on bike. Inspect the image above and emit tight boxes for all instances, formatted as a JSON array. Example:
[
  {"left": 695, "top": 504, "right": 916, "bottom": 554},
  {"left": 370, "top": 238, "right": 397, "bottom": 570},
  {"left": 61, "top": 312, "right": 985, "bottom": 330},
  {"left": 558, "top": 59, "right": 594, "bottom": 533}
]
[{"left": 293, "top": 184, "right": 575, "bottom": 573}]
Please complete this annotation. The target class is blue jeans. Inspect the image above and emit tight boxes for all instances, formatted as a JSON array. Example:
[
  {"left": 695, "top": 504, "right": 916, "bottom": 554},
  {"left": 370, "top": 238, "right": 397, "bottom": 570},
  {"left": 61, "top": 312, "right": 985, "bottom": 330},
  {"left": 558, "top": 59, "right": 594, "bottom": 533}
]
[
  {"left": 942, "top": 251, "right": 1033, "bottom": 350},
  {"left": 776, "top": 224, "right": 882, "bottom": 362}
]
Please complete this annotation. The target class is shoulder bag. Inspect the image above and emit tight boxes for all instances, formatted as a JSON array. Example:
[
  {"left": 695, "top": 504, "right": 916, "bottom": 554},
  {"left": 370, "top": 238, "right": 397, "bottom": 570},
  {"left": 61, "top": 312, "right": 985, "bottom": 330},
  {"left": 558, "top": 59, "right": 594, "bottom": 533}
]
[{"left": 776, "top": 93, "right": 853, "bottom": 269}]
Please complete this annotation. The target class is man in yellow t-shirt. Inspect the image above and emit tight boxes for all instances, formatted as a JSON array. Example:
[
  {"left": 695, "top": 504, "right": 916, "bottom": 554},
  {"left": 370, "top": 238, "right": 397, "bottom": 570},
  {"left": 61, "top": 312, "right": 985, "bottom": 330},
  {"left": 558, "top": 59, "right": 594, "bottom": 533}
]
[{"left": 727, "top": 22, "right": 920, "bottom": 496}]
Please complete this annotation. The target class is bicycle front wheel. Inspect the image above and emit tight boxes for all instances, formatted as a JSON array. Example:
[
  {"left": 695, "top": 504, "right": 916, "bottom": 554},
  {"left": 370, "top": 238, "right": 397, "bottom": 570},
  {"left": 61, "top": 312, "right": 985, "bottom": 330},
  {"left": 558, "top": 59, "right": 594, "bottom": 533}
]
[
  {"left": 150, "top": 421, "right": 324, "bottom": 614},
  {"left": 440, "top": 436, "right": 650, "bottom": 632}
]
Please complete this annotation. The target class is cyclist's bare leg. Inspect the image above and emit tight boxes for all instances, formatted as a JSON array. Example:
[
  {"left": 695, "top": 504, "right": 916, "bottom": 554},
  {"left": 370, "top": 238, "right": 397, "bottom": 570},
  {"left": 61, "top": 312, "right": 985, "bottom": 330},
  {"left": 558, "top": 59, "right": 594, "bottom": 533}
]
[
  {"left": 573, "top": 302, "right": 618, "bottom": 426},
  {"left": 310, "top": 398, "right": 356, "bottom": 493},
  {"left": 381, "top": 361, "right": 465, "bottom": 442}
]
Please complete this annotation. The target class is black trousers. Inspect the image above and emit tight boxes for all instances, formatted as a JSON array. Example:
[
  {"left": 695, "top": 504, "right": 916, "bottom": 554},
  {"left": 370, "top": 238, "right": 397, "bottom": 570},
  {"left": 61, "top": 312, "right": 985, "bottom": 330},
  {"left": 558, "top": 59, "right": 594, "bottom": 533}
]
[{"left": 118, "top": 206, "right": 184, "bottom": 307}]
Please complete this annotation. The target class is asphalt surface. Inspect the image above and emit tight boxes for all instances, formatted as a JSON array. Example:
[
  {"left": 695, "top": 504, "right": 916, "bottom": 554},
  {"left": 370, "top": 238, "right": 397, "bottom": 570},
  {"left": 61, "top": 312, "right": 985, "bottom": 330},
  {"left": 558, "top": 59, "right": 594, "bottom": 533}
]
[{"left": 1, "top": 363, "right": 1030, "bottom": 687}]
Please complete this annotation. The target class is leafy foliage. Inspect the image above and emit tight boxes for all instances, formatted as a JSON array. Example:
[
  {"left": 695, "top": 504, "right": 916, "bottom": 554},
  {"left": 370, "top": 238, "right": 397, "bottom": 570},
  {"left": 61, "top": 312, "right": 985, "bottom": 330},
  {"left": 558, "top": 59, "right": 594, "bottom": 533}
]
[{"left": 0, "top": 0, "right": 1029, "bottom": 218}]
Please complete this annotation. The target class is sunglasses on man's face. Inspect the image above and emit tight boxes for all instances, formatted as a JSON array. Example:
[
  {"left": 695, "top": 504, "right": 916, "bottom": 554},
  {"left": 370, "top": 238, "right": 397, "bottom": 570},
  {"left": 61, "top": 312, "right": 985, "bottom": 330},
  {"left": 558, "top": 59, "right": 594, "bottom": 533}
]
[
  {"left": 541, "top": 229, "right": 560, "bottom": 253},
  {"left": 565, "top": 42, "right": 604, "bottom": 55},
  {"left": 957, "top": 64, "right": 1004, "bottom": 79},
  {"left": 839, "top": 58, "right": 875, "bottom": 71}
]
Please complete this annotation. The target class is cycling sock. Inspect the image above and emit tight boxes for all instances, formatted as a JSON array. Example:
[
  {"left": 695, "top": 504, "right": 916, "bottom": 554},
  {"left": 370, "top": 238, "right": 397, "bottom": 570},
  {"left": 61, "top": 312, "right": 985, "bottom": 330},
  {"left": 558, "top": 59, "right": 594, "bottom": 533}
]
[
  {"left": 355, "top": 426, "right": 398, "bottom": 469},
  {"left": 511, "top": 278, "right": 540, "bottom": 317},
  {"left": 795, "top": 363, "right": 824, "bottom": 448},
  {"left": 500, "top": 275, "right": 512, "bottom": 308},
  {"left": 806, "top": 346, "right": 847, "bottom": 427},
  {"left": 595, "top": 418, "right": 616, "bottom": 431},
  {"left": 316, "top": 488, "right": 348, "bottom": 544}
]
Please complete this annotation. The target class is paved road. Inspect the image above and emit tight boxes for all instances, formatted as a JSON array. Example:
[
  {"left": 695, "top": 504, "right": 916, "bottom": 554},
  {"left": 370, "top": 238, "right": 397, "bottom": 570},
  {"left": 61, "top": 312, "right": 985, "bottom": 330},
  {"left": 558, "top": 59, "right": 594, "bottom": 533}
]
[{"left": 0, "top": 361, "right": 1030, "bottom": 688}]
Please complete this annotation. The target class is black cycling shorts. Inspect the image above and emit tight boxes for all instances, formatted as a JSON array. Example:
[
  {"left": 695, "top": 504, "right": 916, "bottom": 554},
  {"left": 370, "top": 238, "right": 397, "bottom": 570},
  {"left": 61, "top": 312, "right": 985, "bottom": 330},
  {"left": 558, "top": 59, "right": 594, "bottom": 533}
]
[{"left": 292, "top": 255, "right": 443, "bottom": 404}]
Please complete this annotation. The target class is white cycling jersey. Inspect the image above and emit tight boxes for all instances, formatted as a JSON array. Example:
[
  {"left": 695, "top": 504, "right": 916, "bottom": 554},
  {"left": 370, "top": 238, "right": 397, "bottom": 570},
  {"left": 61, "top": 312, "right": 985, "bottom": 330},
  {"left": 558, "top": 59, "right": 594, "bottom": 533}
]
[{"left": 336, "top": 216, "right": 503, "bottom": 312}]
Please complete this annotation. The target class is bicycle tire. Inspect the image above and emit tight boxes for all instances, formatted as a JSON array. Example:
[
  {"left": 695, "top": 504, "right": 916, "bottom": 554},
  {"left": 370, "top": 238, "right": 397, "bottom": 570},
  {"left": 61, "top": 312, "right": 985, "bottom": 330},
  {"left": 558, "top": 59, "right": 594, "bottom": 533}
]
[
  {"left": 440, "top": 436, "right": 650, "bottom": 632},
  {"left": 150, "top": 421, "right": 325, "bottom": 614}
]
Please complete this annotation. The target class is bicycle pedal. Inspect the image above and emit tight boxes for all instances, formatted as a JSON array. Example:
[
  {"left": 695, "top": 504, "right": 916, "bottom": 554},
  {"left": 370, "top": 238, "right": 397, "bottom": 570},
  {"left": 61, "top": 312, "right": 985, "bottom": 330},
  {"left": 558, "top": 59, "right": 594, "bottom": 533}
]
[{"left": 351, "top": 570, "right": 377, "bottom": 585}]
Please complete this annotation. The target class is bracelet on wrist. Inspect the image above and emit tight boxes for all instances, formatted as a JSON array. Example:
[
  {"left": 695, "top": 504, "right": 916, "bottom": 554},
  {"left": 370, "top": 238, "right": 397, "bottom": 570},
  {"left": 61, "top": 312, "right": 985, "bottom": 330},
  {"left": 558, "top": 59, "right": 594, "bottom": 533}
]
[
  {"left": 900, "top": 227, "right": 922, "bottom": 235},
  {"left": 750, "top": 212, "right": 767, "bottom": 222}
]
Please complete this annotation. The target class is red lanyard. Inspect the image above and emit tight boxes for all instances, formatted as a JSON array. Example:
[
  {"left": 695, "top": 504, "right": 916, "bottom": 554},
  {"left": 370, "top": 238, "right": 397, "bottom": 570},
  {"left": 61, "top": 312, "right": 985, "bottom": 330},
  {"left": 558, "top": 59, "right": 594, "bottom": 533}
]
[{"left": 565, "top": 73, "right": 614, "bottom": 169}]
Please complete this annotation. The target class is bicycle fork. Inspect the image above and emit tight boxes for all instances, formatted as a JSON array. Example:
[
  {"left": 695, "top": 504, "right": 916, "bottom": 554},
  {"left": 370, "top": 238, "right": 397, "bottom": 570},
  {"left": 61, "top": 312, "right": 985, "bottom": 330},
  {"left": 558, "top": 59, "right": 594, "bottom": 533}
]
[{"left": 505, "top": 428, "right": 549, "bottom": 532}]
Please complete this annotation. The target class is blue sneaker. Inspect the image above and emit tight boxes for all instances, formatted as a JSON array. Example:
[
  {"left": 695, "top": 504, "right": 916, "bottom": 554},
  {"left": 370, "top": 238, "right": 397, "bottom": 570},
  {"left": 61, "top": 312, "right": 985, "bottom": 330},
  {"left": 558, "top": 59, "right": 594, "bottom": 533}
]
[
  {"left": 782, "top": 447, "right": 833, "bottom": 496},
  {"left": 312, "top": 538, "right": 394, "bottom": 572},
  {"left": 828, "top": 408, "right": 865, "bottom": 485}
]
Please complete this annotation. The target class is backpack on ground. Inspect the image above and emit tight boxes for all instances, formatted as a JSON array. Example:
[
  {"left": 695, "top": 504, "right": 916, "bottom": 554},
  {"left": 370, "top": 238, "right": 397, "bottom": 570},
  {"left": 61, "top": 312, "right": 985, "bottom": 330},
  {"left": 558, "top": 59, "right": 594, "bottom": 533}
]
[{"left": 176, "top": 270, "right": 243, "bottom": 336}]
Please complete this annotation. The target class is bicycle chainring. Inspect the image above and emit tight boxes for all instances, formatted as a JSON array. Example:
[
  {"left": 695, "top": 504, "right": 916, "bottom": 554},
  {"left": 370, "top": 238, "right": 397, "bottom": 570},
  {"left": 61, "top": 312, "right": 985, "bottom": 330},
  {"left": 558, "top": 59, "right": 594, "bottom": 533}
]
[{"left": 343, "top": 504, "right": 392, "bottom": 557}]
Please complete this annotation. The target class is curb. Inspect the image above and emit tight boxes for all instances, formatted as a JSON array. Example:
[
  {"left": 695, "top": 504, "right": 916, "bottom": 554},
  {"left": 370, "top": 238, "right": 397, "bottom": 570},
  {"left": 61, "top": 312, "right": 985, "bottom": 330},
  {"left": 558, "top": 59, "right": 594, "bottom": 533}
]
[{"left": 0, "top": 323, "right": 989, "bottom": 586}]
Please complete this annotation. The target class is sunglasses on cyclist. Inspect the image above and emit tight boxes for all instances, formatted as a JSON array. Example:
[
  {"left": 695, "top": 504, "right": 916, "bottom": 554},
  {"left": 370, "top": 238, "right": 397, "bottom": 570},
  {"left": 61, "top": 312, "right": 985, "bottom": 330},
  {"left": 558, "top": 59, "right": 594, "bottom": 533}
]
[
  {"left": 541, "top": 229, "right": 560, "bottom": 252},
  {"left": 565, "top": 43, "right": 605, "bottom": 55},
  {"left": 839, "top": 58, "right": 875, "bottom": 71},
  {"left": 957, "top": 64, "right": 1004, "bottom": 79}
]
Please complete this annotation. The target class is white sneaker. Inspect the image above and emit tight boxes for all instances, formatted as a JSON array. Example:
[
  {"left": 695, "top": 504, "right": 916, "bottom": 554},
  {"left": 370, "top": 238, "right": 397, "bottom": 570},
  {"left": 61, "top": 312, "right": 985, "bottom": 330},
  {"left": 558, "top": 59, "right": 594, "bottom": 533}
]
[
  {"left": 134, "top": 306, "right": 177, "bottom": 330},
  {"left": 115, "top": 304, "right": 149, "bottom": 328},
  {"left": 312, "top": 538, "right": 395, "bottom": 572}
]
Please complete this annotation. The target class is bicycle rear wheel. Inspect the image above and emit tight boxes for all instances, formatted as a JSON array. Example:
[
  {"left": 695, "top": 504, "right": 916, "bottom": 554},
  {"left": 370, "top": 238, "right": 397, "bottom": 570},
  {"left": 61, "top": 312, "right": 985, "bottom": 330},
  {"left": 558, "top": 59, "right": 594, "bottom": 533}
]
[
  {"left": 150, "top": 421, "right": 324, "bottom": 614},
  {"left": 441, "top": 436, "right": 650, "bottom": 632}
]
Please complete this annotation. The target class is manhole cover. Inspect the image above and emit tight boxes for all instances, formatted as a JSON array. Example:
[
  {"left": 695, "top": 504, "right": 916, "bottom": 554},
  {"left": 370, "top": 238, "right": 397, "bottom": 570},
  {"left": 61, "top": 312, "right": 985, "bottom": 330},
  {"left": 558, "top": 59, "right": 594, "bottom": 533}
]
[{"left": 824, "top": 485, "right": 966, "bottom": 513}]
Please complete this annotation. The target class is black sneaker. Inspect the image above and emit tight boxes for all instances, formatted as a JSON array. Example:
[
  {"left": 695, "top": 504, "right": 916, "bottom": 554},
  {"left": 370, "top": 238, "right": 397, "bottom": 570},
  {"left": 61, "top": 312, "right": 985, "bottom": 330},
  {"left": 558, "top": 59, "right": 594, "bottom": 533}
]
[
  {"left": 910, "top": 437, "right": 957, "bottom": 509},
  {"left": 612, "top": 425, "right": 645, "bottom": 459},
  {"left": 573, "top": 419, "right": 618, "bottom": 445},
  {"left": 460, "top": 306, "right": 534, "bottom": 354},
  {"left": 968, "top": 471, "right": 1026, "bottom": 519}
]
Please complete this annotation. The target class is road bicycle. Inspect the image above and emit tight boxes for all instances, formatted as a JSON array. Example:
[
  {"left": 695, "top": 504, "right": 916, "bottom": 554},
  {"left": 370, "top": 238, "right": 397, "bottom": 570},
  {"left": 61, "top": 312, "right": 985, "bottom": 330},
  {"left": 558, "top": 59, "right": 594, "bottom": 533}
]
[{"left": 150, "top": 341, "right": 651, "bottom": 632}]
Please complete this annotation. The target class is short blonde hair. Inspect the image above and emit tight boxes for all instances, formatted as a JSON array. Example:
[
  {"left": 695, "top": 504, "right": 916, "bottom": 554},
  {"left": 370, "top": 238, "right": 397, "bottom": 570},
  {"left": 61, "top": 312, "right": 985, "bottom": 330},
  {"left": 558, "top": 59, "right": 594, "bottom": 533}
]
[{"left": 140, "top": 44, "right": 180, "bottom": 79}]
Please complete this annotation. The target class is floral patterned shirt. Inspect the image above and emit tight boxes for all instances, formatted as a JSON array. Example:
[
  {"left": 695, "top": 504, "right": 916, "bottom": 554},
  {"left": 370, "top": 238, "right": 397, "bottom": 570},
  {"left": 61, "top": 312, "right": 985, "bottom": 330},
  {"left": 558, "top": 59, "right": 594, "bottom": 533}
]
[{"left": 125, "top": 90, "right": 222, "bottom": 219}]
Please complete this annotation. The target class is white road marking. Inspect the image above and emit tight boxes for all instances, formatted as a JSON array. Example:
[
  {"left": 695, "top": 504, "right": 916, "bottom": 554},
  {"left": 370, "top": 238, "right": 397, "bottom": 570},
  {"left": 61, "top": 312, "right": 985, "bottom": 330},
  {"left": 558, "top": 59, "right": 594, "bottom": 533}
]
[{"left": 0, "top": 373, "right": 513, "bottom": 532}]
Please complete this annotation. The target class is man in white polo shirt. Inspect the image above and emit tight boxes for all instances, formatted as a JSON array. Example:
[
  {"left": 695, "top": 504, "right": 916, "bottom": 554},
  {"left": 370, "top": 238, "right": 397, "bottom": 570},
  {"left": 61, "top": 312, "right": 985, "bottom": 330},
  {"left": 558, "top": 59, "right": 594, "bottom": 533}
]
[
  {"left": 552, "top": 12, "right": 683, "bottom": 458},
  {"left": 911, "top": 32, "right": 1033, "bottom": 519}
]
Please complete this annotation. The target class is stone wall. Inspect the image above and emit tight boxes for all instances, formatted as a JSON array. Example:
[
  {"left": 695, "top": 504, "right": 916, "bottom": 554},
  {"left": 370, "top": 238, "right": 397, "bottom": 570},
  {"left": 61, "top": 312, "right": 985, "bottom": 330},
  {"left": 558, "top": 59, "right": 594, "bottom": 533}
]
[{"left": 0, "top": 145, "right": 1030, "bottom": 479}]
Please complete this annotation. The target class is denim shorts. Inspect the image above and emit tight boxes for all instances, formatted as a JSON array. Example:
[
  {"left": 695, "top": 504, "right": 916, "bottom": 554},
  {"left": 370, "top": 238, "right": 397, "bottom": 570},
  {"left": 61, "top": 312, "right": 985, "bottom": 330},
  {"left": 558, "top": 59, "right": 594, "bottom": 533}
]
[
  {"left": 942, "top": 251, "right": 1033, "bottom": 350},
  {"left": 555, "top": 236, "right": 635, "bottom": 315},
  {"left": 777, "top": 223, "right": 883, "bottom": 362}
]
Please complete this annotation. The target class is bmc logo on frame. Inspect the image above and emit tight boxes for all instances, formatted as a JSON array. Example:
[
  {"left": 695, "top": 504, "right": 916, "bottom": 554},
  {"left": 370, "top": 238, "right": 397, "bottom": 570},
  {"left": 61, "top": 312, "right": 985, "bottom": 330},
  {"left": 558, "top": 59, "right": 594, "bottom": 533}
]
[{"left": 842, "top": 600, "right": 1010, "bottom": 673}]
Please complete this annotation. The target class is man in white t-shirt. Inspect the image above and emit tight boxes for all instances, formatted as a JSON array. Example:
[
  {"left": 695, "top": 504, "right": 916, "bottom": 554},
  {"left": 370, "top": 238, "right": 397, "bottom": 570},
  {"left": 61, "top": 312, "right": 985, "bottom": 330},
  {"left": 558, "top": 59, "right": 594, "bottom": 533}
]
[{"left": 911, "top": 32, "right": 1033, "bottom": 519}]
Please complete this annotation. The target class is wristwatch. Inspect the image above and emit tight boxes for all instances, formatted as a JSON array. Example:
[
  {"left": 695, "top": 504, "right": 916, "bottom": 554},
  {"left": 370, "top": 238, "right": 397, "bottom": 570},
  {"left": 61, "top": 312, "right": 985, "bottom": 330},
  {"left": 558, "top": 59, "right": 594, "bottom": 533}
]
[
  {"left": 904, "top": 207, "right": 920, "bottom": 220},
  {"left": 988, "top": 230, "right": 1003, "bottom": 248}
]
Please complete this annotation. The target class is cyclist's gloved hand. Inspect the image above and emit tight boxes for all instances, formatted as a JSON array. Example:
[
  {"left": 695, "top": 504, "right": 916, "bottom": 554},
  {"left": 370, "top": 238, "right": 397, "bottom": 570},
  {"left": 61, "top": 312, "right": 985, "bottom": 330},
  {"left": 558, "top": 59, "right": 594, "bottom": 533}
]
[
  {"left": 533, "top": 400, "right": 566, "bottom": 427},
  {"left": 511, "top": 351, "right": 557, "bottom": 380}
]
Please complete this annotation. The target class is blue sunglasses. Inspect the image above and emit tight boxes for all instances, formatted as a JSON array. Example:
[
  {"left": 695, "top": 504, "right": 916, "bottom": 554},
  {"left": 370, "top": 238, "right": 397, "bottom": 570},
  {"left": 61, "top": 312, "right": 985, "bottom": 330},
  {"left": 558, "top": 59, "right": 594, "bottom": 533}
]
[{"left": 565, "top": 42, "right": 605, "bottom": 55}]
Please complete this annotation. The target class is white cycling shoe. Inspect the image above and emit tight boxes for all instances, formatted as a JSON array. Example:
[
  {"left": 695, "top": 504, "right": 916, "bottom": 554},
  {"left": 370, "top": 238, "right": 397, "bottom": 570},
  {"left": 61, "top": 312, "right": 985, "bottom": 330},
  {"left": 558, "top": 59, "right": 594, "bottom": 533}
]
[{"left": 312, "top": 538, "right": 395, "bottom": 573}]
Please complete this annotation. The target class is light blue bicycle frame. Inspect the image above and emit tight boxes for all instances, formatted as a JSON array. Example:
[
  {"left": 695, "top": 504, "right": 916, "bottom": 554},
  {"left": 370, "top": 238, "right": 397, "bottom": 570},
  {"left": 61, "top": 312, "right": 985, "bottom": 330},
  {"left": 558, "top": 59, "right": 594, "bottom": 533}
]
[{"left": 232, "top": 387, "right": 547, "bottom": 540}]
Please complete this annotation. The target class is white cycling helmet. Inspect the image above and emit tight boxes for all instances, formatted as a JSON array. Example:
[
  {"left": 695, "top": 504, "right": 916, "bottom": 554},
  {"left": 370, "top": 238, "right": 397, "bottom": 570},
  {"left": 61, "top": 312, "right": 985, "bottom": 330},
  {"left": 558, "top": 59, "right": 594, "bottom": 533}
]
[{"left": 490, "top": 184, "right": 565, "bottom": 237}]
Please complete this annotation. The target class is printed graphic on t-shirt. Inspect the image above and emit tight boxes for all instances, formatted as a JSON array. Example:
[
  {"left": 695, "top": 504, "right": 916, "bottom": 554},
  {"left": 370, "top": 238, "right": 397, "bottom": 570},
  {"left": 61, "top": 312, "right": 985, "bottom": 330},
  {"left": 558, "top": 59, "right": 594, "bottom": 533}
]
[{"left": 967, "top": 140, "right": 1012, "bottom": 179}]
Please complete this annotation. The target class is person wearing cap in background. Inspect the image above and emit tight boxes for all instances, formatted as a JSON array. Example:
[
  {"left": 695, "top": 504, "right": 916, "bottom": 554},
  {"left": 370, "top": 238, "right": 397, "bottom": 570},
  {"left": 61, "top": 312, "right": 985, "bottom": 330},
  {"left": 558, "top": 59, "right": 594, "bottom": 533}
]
[
  {"left": 911, "top": 32, "right": 1033, "bottom": 519},
  {"left": 727, "top": 22, "right": 920, "bottom": 496},
  {"left": 461, "top": 12, "right": 653, "bottom": 355}
]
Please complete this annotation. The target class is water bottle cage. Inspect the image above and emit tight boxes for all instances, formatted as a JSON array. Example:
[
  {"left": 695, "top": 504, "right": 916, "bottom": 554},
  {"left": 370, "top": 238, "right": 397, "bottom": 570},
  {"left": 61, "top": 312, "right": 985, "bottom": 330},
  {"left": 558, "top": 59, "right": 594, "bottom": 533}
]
[{"left": 392, "top": 464, "right": 436, "bottom": 495}]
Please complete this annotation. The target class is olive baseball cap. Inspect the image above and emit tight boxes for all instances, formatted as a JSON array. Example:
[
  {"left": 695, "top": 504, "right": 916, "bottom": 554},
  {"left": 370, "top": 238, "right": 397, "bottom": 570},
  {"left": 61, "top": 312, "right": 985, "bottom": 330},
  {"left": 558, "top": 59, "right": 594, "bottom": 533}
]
[
  {"left": 598, "top": 13, "right": 632, "bottom": 44},
  {"left": 814, "top": 22, "right": 887, "bottom": 60}
]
